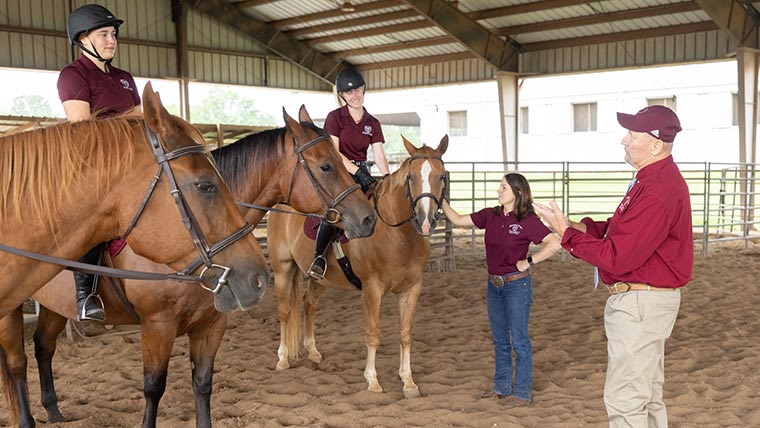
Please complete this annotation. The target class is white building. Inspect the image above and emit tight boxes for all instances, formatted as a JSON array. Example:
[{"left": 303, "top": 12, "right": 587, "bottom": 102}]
[{"left": 367, "top": 60, "right": 742, "bottom": 166}]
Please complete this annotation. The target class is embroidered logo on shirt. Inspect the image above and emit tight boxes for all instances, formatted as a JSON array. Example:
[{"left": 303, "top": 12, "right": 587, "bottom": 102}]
[
  {"left": 120, "top": 79, "right": 133, "bottom": 91},
  {"left": 508, "top": 224, "right": 523, "bottom": 235},
  {"left": 362, "top": 125, "right": 372, "bottom": 136},
  {"left": 618, "top": 196, "right": 632, "bottom": 213}
]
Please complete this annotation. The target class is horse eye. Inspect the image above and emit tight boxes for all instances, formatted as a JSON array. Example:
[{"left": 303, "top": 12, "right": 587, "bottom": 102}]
[
  {"left": 195, "top": 182, "right": 217, "bottom": 193},
  {"left": 320, "top": 163, "right": 332, "bottom": 172}
]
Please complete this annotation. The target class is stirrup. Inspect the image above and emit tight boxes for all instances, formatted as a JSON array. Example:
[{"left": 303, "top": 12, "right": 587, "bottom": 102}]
[
  {"left": 307, "top": 255, "right": 327, "bottom": 281},
  {"left": 77, "top": 294, "right": 105, "bottom": 322}
]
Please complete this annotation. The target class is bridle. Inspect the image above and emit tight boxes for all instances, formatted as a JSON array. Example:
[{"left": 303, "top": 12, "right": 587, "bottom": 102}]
[
  {"left": 0, "top": 124, "right": 255, "bottom": 293},
  {"left": 373, "top": 154, "right": 447, "bottom": 228},
  {"left": 121, "top": 124, "right": 256, "bottom": 292},
  {"left": 236, "top": 133, "right": 362, "bottom": 223}
]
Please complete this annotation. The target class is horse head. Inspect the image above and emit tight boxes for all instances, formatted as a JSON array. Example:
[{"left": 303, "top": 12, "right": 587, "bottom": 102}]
[
  {"left": 379, "top": 135, "right": 448, "bottom": 236},
  {"left": 281, "top": 106, "right": 376, "bottom": 239},
  {"left": 125, "top": 82, "right": 269, "bottom": 312}
]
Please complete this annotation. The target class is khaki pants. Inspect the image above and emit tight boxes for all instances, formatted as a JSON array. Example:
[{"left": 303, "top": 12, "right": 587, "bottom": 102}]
[{"left": 604, "top": 290, "right": 681, "bottom": 428}]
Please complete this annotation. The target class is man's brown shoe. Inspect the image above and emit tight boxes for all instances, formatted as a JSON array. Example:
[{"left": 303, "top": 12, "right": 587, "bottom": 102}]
[
  {"left": 500, "top": 396, "right": 531, "bottom": 408},
  {"left": 479, "top": 391, "right": 506, "bottom": 399}
]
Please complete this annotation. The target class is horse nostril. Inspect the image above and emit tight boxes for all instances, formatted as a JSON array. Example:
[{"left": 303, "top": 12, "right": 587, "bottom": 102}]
[{"left": 362, "top": 213, "right": 376, "bottom": 227}]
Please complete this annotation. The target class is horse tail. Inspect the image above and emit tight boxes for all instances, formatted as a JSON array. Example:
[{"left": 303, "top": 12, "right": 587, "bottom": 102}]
[
  {"left": 0, "top": 346, "right": 20, "bottom": 425},
  {"left": 283, "top": 273, "right": 304, "bottom": 357}
]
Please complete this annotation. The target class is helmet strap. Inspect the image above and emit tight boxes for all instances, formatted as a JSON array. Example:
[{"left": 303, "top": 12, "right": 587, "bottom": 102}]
[{"left": 75, "top": 40, "right": 112, "bottom": 66}]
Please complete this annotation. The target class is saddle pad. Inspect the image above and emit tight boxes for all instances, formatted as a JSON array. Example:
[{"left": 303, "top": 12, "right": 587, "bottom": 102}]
[
  {"left": 107, "top": 238, "right": 127, "bottom": 258},
  {"left": 303, "top": 217, "right": 349, "bottom": 243}
]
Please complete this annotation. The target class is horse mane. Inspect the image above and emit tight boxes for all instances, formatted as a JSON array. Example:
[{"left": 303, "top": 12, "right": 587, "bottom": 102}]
[
  {"left": 212, "top": 127, "right": 288, "bottom": 196},
  {"left": 212, "top": 121, "right": 326, "bottom": 196},
  {"left": 0, "top": 114, "right": 146, "bottom": 231}
]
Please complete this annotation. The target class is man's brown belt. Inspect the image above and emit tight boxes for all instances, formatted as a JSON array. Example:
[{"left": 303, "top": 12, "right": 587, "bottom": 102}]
[
  {"left": 489, "top": 270, "right": 529, "bottom": 287},
  {"left": 606, "top": 282, "right": 679, "bottom": 295}
]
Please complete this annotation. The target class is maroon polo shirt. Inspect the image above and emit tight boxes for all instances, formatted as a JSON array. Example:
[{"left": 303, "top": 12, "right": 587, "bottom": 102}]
[
  {"left": 323, "top": 105, "right": 384, "bottom": 161},
  {"left": 470, "top": 208, "right": 552, "bottom": 276},
  {"left": 561, "top": 155, "right": 693, "bottom": 288},
  {"left": 57, "top": 55, "right": 140, "bottom": 118}
]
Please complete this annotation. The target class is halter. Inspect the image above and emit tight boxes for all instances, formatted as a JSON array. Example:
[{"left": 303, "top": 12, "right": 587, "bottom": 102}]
[
  {"left": 374, "top": 154, "right": 447, "bottom": 228},
  {"left": 236, "top": 133, "right": 361, "bottom": 223},
  {"left": 0, "top": 124, "right": 255, "bottom": 292}
]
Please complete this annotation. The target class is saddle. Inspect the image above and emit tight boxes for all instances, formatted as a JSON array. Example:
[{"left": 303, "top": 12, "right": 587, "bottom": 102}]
[{"left": 303, "top": 217, "right": 349, "bottom": 243}]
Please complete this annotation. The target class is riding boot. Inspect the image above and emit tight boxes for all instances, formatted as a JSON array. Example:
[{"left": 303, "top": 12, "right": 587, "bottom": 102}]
[
  {"left": 74, "top": 244, "right": 106, "bottom": 322},
  {"left": 336, "top": 256, "right": 362, "bottom": 290},
  {"left": 307, "top": 222, "right": 338, "bottom": 280}
]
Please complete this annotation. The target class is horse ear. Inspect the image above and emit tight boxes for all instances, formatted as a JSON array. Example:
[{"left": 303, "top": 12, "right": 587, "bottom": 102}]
[
  {"left": 298, "top": 105, "right": 314, "bottom": 124},
  {"left": 436, "top": 134, "right": 449, "bottom": 155},
  {"left": 142, "top": 81, "right": 169, "bottom": 134},
  {"left": 283, "top": 108, "right": 302, "bottom": 133},
  {"left": 402, "top": 134, "right": 417, "bottom": 156}
]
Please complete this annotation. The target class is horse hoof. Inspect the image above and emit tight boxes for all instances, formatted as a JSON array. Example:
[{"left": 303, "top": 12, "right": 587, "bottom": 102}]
[
  {"left": 307, "top": 351, "right": 322, "bottom": 364},
  {"left": 46, "top": 408, "right": 66, "bottom": 423},
  {"left": 403, "top": 388, "right": 421, "bottom": 399},
  {"left": 367, "top": 384, "right": 384, "bottom": 393},
  {"left": 276, "top": 360, "right": 290, "bottom": 370}
]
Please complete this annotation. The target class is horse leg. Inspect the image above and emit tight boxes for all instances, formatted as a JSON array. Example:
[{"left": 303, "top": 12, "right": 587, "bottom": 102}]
[
  {"left": 303, "top": 281, "right": 326, "bottom": 364},
  {"left": 362, "top": 286, "right": 384, "bottom": 393},
  {"left": 32, "top": 307, "right": 68, "bottom": 422},
  {"left": 139, "top": 322, "right": 176, "bottom": 428},
  {"left": 188, "top": 314, "right": 227, "bottom": 428},
  {"left": 0, "top": 306, "right": 35, "bottom": 428},
  {"left": 275, "top": 263, "right": 301, "bottom": 370},
  {"left": 398, "top": 283, "right": 422, "bottom": 398}
]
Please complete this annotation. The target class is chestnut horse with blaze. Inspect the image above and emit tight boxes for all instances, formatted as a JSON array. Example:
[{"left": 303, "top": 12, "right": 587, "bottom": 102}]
[
  {"left": 0, "top": 107, "right": 375, "bottom": 428},
  {"left": 268, "top": 135, "right": 448, "bottom": 398}
]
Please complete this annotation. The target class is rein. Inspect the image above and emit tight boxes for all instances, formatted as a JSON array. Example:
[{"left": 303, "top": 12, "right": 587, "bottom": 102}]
[
  {"left": 236, "top": 133, "right": 361, "bottom": 224},
  {"left": 0, "top": 124, "right": 254, "bottom": 291},
  {"left": 373, "top": 154, "right": 447, "bottom": 228}
]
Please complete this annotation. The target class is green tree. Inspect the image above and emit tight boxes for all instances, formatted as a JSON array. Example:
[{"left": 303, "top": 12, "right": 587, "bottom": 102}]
[
  {"left": 10, "top": 95, "right": 53, "bottom": 117},
  {"left": 190, "top": 88, "right": 275, "bottom": 126}
]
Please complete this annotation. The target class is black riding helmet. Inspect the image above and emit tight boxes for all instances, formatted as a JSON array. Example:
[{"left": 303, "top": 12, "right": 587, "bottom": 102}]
[
  {"left": 67, "top": 4, "right": 123, "bottom": 62},
  {"left": 336, "top": 68, "right": 366, "bottom": 93}
]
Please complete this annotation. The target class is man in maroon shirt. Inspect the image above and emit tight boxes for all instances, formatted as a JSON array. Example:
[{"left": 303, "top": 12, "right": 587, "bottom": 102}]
[{"left": 535, "top": 105, "right": 691, "bottom": 427}]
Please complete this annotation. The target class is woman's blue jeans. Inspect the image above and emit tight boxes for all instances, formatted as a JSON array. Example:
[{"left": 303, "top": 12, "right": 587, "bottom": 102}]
[{"left": 486, "top": 272, "right": 533, "bottom": 401}]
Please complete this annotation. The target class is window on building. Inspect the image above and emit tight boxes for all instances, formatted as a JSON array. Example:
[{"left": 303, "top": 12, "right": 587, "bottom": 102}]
[
  {"left": 647, "top": 96, "right": 677, "bottom": 110},
  {"left": 573, "top": 103, "right": 597, "bottom": 132},
  {"left": 448, "top": 110, "right": 467, "bottom": 136},
  {"left": 732, "top": 93, "right": 760, "bottom": 126},
  {"left": 520, "top": 106, "right": 529, "bottom": 134}
]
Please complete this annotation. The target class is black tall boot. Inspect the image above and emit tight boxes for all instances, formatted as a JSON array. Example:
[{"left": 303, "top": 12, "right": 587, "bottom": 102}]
[
  {"left": 307, "top": 222, "right": 338, "bottom": 280},
  {"left": 74, "top": 244, "right": 105, "bottom": 322}
]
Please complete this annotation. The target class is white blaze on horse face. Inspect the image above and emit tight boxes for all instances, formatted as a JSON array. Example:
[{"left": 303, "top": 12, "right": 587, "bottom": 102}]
[{"left": 420, "top": 160, "right": 432, "bottom": 234}]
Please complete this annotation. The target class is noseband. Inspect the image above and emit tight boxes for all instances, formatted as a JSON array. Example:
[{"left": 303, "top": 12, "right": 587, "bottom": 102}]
[
  {"left": 374, "top": 154, "right": 447, "bottom": 228},
  {"left": 120, "top": 125, "right": 255, "bottom": 292}
]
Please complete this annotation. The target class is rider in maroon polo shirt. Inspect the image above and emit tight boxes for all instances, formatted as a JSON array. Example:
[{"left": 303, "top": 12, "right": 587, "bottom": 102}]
[
  {"left": 535, "top": 105, "right": 692, "bottom": 427},
  {"left": 57, "top": 4, "right": 141, "bottom": 321},
  {"left": 306, "top": 68, "right": 390, "bottom": 284}
]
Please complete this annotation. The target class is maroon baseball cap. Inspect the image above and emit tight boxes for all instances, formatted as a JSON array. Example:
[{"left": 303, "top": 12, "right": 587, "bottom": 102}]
[{"left": 617, "top": 105, "right": 682, "bottom": 143}]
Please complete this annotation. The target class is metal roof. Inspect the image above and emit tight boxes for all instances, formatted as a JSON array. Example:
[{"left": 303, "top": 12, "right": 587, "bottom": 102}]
[
  {"left": 213, "top": 0, "right": 758, "bottom": 83},
  {"left": 0, "top": 0, "right": 757, "bottom": 91}
]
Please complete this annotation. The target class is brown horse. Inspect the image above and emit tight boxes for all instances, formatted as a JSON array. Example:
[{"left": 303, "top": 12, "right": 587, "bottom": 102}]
[
  {"left": 0, "top": 81, "right": 267, "bottom": 318},
  {"left": 0, "top": 107, "right": 376, "bottom": 428},
  {"left": 268, "top": 135, "right": 448, "bottom": 398}
]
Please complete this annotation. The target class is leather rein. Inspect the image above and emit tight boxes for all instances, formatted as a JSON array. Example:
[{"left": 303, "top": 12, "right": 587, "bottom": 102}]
[
  {"left": 373, "top": 154, "right": 447, "bottom": 228},
  {"left": 0, "top": 124, "right": 254, "bottom": 292},
  {"left": 235, "top": 134, "right": 361, "bottom": 224}
]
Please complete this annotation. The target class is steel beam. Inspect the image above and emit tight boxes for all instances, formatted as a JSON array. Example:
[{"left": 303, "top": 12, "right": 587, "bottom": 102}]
[
  {"left": 182, "top": 0, "right": 345, "bottom": 85},
  {"left": 696, "top": 0, "right": 759, "bottom": 48},
  {"left": 401, "top": 0, "right": 519, "bottom": 71}
]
